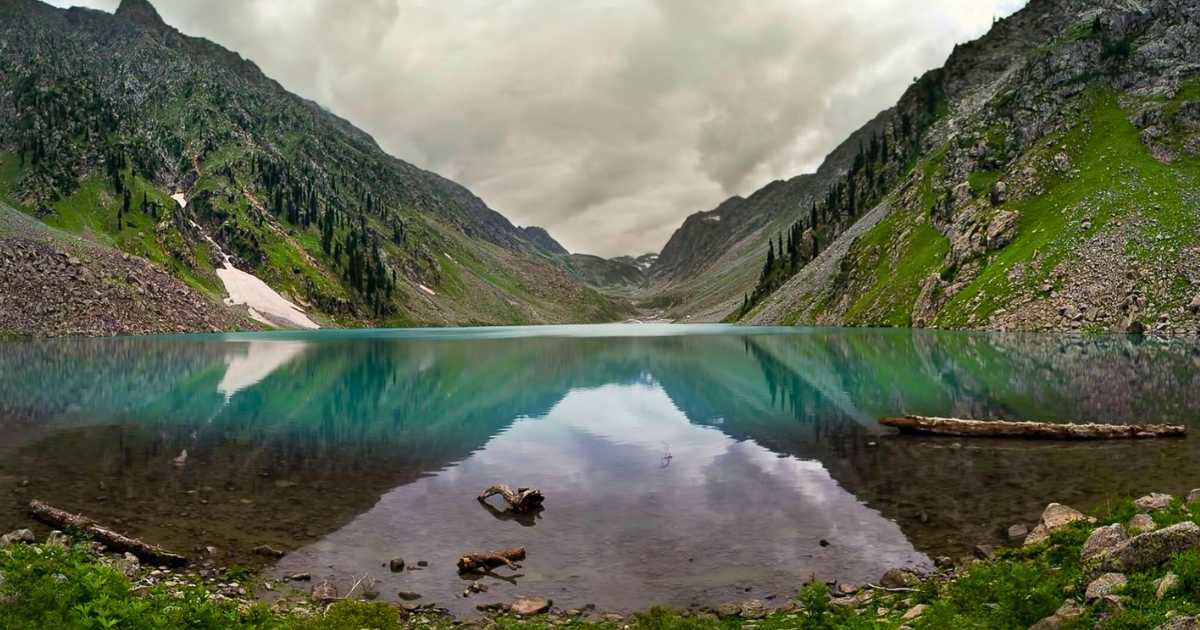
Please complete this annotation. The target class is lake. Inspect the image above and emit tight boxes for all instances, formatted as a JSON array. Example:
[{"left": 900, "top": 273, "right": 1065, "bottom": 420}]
[{"left": 1, "top": 324, "right": 1197, "bottom": 615}]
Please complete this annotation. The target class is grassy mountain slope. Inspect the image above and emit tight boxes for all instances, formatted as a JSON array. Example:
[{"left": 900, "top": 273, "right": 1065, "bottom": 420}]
[
  {"left": 0, "top": 0, "right": 629, "bottom": 333},
  {"left": 744, "top": 0, "right": 1200, "bottom": 335}
]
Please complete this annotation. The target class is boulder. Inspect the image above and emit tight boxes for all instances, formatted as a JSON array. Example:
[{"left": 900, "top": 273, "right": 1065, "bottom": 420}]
[
  {"left": 901, "top": 604, "right": 929, "bottom": 621},
  {"left": 45, "top": 530, "right": 70, "bottom": 548},
  {"left": 1007, "top": 524, "right": 1029, "bottom": 541},
  {"left": 1085, "top": 573, "right": 1127, "bottom": 601},
  {"left": 1054, "top": 152, "right": 1072, "bottom": 173},
  {"left": 990, "top": 181, "right": 1008, "bottom": 206},
  {"left": 1081, "top": 524, "right": 1128, "bottom": 562},
  {"left": 389, "top": 557, "right": 406, "bottom": 572},
  {"left": 1042, "top": 503, "right": 1090, "bottom": 530},
  {"left": 1030, "top": 601, "right": 1084, "bottom": 630},
  {"left": 739, "top": 599, "right": 768, "bottom": 619},
  {"left": 1155, "top": 572, "right": 1180, "bottom": 599},
  {"left": 1134, "top": 493, "right": 1173, "bottom": 513},
  {"left": 1157, "top": 617, "right": 1200, "bottom": 630},
  {"left": 1188, "top": 489, "right": 1200, "bottom": 505},
  {"left": 973, "top": 544, "right": 995, "bottom": 560},
  {"left": 879, "top": 568, "right": 919, "bottom": 589},
  {"left": 1084, "top": 522, "right": 1200, "bottom": 579},
  {"left": 510, "top": 596, "right": 551, "bottom": 616},
  {"left": 1025, "top": 523, "right": 1051, "bottom": 546},
  {"left": 1128, "top": 514, "right": 1158, "bottom": 534},
  {"left": 716, "top": 602, "right": 741, "bottom": 619},
  {"left": 0, "top": 528, "right": 35, "bottom": 546},
  {"left": 986, "top": 210, "right": 1019, "bottom": 250}
]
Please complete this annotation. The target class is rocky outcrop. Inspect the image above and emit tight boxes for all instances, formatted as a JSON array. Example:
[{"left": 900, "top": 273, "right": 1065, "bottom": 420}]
[{"left": 1083, "top": 522, "right": 1200, "bottom": 579}]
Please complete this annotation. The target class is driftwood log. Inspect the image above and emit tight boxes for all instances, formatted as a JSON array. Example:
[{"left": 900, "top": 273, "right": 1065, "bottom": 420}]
[
  {"left": 28, "top": 500, "right": 188, "bottom": 567},
  {"left": 880, "top": 415, "right": 1186, "bottom": 440},
  {"left": 478, "top": 484, "right": 544, "bottom": 513},
  {"left": 456, "top": 547, "right": 526, "bottom": 573}
]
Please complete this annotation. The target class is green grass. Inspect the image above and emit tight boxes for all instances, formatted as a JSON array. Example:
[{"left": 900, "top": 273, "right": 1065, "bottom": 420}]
[{"left": 840, "top": 206, "right": 950, "bottom": 326}]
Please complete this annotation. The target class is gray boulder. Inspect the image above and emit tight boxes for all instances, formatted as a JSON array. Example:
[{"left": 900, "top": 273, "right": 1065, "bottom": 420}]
[
  {"left": 1085, "top": 573, "right": 1127, "bottom": 601},
  {"left": 1030, "top": 601, "right": 1084, "bottom": 630},
  {"left": 510, "top": 597, "right": 552, "bottom": 616},
  {"left": 1157, "top": 617, "right": 1200, "bottom": 630},
  {"left": 1081, "top": 524, "right": 1128, "bottom": 562},
  {"left": 0, "top": 528, "right": 34, "bottom": 546},
  {"left": 1084, "top": 522, "right": 1200, "bottom": 579},
  {"left": 1155, "top": 572, "right": 1180, "bottom": 599},
  {"left": 1134, "top": 493, "right": 1173, "bottom": 513}
]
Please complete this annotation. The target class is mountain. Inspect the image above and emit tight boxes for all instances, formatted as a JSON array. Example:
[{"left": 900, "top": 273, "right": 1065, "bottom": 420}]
[
  {"left": 0, "top": 0, "right": 630, "bottom": 335},
  {"left": 653, "top": 0, "right": 1200, "bottom": 335}
]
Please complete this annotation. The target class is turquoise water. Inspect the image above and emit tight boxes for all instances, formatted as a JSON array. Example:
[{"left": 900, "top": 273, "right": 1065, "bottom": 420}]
[{"left": 0, "top": 325, "right": 1197, "bottom": 613}]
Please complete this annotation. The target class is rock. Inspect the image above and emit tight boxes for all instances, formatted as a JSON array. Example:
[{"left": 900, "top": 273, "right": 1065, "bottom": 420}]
[
  {"left": 973, "top": 544, "right": 995, "bottom": 560},
  {"left": 112, "top": 552, "right": 140, "bottom": 579},
  {"left": 1030, "top": 601, "right": 1084, "bottom": 630},
  {"left": 934, "top": 556, "right": 954, "bottom": 570},
  {"left": 836, "top": 582, "right": 859, "bottom": 596},
  {"left": 1025, "top": 523, "right": 1051, "bottom": 546},
  {"left": 1041, "top": 503, "right": 1089, "bottom": 530},
  {"left": 739, "top": 599, "right": 768, "bottom": 619},
  {"left": 1007, "top": 524, "right": 1029, "bottom": 541},
  {"left": 287, "top": 572, "right": 311, "bottom": 581},
  {"left": 1135, "top": 493, "right": 1174, "bottom": 513},
  {"left": 389, "top": 557, "right": 405, "bottom": 572},
  {"left": 311, "top": 580, "right": 338, "bottom": 603},
  {"left": 1189, "top": 296, "right": 1200, "bottom": 315},
  {"left": 989, "top": 181, "right": 1008, "bottom": 206},
  {"left": 901, "top": 604, "right": 928, "bottom": 621},
  {"left": 1054, "top": 152, "right": 1072, "bottom": 172},
  {"left": 1155, "top": 572, "right": 1180, "bottom": 599},
  {"left": 0, "top": 528, "right": 35, "bottom": 546},
  {"left": 716, "top": 602, "right": 741, "bottom": 619},
  {"left": 45, "top": 530, "right": 69, "bottom": 548},
  {"left": 1085, "top": 573, "right": 1127, "bottom": 601},
  {"left": 986, "top": 210, "right": 1019, "bottom": 250},
  {"left": 879, "top": 568, "right": 919, "bottom": 589},
  {"left": 1157, "top": 617, "right": 1200, "bottom": 630},
  {"left": 1084, "top": 522, "right": 1200, "bottom": 579},
  {"left": 253, "top": 544, "right": 285, "bottom": 558},
  {"left": 1129, "top": 514, "right": 1158, "bottom": 534},
  {"left": 398, "top": 591, "right": 421, "bottom": 601},
  {"left": 416, "top": 560, "right": 428, "bottom": 567},
  {"left": 510, "top": 596, "right": 551, "bottom": 616},
  {"left": 1188, "top": 489, "right": 1200, "bottom": 505},
  {"left": 1081, "top": 524, "right": 1128, "bottom": 562}
]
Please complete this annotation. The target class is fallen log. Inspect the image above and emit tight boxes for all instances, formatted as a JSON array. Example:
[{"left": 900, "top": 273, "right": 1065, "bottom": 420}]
[
  {"left": 457, "top": 547, "right": 526, "bottom": 574},
  {"left": 478, "top": 484, "right": 544, "bottom": 513},
  {"left": 879, "top": 415, "right": 1186, "bottom": 440},
  {"left": 28, "top": 500, "right": 188, "bottom": 567}
]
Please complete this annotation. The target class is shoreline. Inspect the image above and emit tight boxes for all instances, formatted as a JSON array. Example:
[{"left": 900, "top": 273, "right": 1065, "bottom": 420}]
[{"left": 4, "top": 489, "right": 1200, "bottom": 628}]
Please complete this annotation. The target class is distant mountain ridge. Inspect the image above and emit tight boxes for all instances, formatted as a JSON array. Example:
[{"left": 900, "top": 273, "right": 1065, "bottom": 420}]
[{"left": 0, "top": 0, "right": 627, "bottom": 335}]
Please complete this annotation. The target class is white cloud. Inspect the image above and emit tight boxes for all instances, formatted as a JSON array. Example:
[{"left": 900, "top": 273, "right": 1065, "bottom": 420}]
[{"left": 49, "top": 0, "right": 1027, "bottom": 256}]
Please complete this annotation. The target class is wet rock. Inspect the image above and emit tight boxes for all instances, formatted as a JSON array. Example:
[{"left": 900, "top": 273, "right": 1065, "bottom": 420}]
[
  {"left": 398, "top": 591, "right": 421, "bottom": 601},
  {"left": 1084, "top": 522, "right": 1200, "bottom": 578},
  {"left": 1007, "top": 524, "right": 1029, "bottom": 541},
  {"left": 1030, "top": 601, "right": 1084, "bottom": 630},
  {"left": 1129, "top": 514, "right": 1158, "bottom": 534},
  {"left": 1134, "top": 493, "right": 1173, "bottom": 513},
  {"left": 901, "top": 604, "right": 928, "bottom": 621},
  {"left": 1086, "top": 573, "right": 1127, "bottom": 601},
  {"left": 311, "top": 580, "right": 338, "bottom": 603},
  {"left": 1155, "top": 572, "right": 1180, "bottom": 599},
  {"left": 510, "top": 596, "right": 551, "bottom": 616},
  {"left": 880, "top": 568, "right": 919, "bottom": 589},
  {"left": 253, "top": 544, "right": 285, "bottom": 559},
  {"left": 973, "top": 544, "right": 995, "bottom": 560},
  {"left": 0, "top": 528, "right": 35, "bottom": 546},
  {"left": 1081, "top": 524, "right": 1128, "bottom": 562},
  {"left": 389, "top": 557, "right": 405, "bottom": 572}
]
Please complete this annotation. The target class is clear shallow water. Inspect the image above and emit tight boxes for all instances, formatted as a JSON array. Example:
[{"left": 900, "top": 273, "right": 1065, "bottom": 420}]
[{"left": 1, "top": 324, "right": 1198, "bottom": 614}]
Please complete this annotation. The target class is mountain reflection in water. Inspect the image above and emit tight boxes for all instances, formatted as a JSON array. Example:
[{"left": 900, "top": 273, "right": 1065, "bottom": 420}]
[{"left": 0, "top": 325, "right": 1196, "bottom": 614}]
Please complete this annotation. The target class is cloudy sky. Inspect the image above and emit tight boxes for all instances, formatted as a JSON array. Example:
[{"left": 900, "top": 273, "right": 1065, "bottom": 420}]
[{"left": 52, "top": 0, "right": 1026, "bottom": 256}]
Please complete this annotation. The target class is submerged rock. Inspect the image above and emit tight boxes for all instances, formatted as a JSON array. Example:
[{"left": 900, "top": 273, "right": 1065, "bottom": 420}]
[{"left": 1085, "top": 573, "right": 1127, "bottom": 601}]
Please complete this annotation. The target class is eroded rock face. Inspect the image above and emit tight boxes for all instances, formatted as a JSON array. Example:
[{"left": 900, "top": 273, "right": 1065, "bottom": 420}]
[{"left": 1084, "top": 522, "right": 1200, "bottom": 579}]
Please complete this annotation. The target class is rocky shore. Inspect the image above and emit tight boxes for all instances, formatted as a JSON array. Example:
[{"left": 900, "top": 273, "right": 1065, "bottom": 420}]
[{"left": 5, "top": 488, "right": 1200, "bottom": 628}]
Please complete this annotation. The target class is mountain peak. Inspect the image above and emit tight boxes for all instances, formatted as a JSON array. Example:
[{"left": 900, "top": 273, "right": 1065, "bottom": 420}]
[{"left": 115, "top": 0, "right": 167, "bottom": 31}]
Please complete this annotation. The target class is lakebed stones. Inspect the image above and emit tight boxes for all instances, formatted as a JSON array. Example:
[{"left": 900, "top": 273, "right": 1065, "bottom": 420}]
[
  {"left": 1081, "top": 524, "right": 1128, "bottom": 562},
  {"left": 1134, "top": 493, "right": 1174, "bottom": 513},
  {"left": 1084, "top": 522, "right": 1200, "bottom": 579},
  {"left": 510, "top": 596, "right": 551, "bottom": 616},
  {"left": 1085, "top": 573, "right": 1127, "bottom": 601}
]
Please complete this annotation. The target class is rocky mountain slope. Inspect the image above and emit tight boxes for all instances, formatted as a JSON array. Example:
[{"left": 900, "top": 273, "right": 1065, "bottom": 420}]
[
  {"left": 0, "top": 0, "right": 629, "bottom": 336},
  {"left": 657, "top": 0, "right": 1200, "bottom": 335}
]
